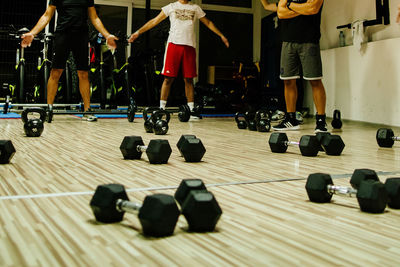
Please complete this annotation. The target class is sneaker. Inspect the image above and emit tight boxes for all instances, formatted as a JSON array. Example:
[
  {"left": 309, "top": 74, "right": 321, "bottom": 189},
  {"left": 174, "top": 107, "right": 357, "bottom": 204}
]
[
  {"left": 272, "top": 113, "right": 299, "bottom": 131},
  {"left": 271, "top": 110, "right": 285, "bottom": 121},
  {"left": 315, "top": 114, "right": 328, "bottom": 133},
  {"left": 82, "top": 111, "right": 97, "bottom": 122},
  {"left": 296, "top": 111, "right": 303, "bottom": 124},
  {"left": 189, "top": 110, "right": 202, "bottom": 121}
]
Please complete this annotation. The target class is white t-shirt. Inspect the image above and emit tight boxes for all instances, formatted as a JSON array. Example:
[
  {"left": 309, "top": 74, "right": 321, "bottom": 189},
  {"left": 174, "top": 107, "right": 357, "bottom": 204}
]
[{"left": 162, "top": 1, "right": 206, "bottom": 48}]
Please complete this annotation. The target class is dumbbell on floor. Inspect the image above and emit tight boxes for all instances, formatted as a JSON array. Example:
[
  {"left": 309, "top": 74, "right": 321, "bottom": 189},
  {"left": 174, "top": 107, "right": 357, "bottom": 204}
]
[
  {"left": 174, "top": 179, "right": 222, "bottom": 232},
  {"left": 90, "top": 184, "right": 180, "bottom": 237},
  {"left": 305, "top": 169, "right": 387, "bottom": 213},
  {"left": 315, "top": 132, "right": 345, "bottom": 155},
  {"left": 120, "top": 136, "right": 172, "bottom": 164},
  {"left": 176, "top": 135, "right": 206, "bottom": 162},
  {"left": 269, "top": 132, "right": 319, "bottom": 156},
  {"left": 0, "top": 140, "right": 16, "bottom": 164},
  {"left": 376, "top": 128, "right": 400, "bottom": 148},
  {"left": 384, "top": 178, "right": 400, "bottom": 209}
]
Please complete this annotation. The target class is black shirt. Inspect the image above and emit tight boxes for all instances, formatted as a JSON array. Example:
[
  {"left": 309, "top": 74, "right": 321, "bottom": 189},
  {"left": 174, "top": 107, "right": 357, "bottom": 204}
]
[
  {"left": 49, "top": 0, "right": 94, "bottom": 33},
  {"left": 280, "top": 5, "right": 323, "bottom": 43}
]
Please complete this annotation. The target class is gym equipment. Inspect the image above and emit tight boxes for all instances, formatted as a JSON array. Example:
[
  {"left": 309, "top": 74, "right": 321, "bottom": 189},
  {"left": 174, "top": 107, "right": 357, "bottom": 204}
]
[
  {"left": 120, "top": 136, "right": 171, "bottom": 164},
  {"left": 0, "top": 140, "right": 16, "bottom": 164},
  {"left": 305, "top": 171, "right": 387, "bottom": 213},
  {"left": 143, "top": 107, "right": 161, "bottom": 133},
  {"left": 34, "top": 32, "right": 53, "bottom": 103},
  {"left": 176, "top": 135, "right": 206, "bottom": 162},
  {"left": 90, "top": 184, "right": 180, "bottom": 237},
  {"left": 21, "top": 108, "right": 46, "bottom": 137},
  {"left": 178, "top": 104, "right": 203, "bottom": 122},
  {"left": 315, "top": 132, "right": 345, "bottom": 155},
  {"left": 269, "top": 132, "right": 319, "bottom": 157},
  {"left": 384, "top": 178, "right": 400, "bottom": 209},
  {"left": 244, "top": 111, "right": 257, "bottom": 131},
  {"left": 331, "top": 109, "right": 342, "bottom": 129},
  {"left": 151, "top": 109, "right": 170, "bottom": 135},
  {"left": 235, "top": 112, "right": 247, "bottom": 129},
  {"left": 255, "top": 109, "right": 271, "bottom": 132},
  {"left": 174, "top": 179, "right": 222, "bottom": 232},
  {"left": 376, "top": 128, "right": 400, "bottom": 148}
]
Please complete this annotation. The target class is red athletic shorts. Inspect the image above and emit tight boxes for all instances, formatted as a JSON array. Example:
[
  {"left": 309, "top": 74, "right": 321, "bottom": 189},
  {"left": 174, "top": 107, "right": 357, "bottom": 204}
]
[{"left": 162, "top": 42, "right": 197, "bottom": 78}]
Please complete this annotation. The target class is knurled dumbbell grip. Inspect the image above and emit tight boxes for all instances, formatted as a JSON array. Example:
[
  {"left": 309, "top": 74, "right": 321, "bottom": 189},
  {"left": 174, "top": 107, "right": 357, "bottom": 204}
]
[
  {"left": 285, "top": 141, "right": 300, "bottom": 147},
  {"left": 392, "top": 136, "right": 400, "bottom": 141},
  {"left": 116, "top": 199, "right": 142, "bottom": 214},
  {"left": 136, "top": 145, "right": 148, "bottom": 153},
  {"left": 327, "top": 185, "right": 357, "bottom": 197}
]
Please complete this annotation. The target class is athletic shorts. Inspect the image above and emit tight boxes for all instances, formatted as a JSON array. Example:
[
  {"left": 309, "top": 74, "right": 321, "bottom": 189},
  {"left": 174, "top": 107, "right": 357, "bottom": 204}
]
[
  {"left": 52, "top": 31, "right": 89, "bottom": 71},
  {"left": 161, "top": 42, "right": 197, "bottom": 78},
  {"left": 280, "top": 42, "right": 323, "bottom": 80}
]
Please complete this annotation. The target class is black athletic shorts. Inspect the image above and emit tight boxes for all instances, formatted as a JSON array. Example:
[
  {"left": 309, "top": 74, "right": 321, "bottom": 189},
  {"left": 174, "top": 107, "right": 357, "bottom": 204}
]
[{"left": 51, "top": 31, "right": 89, "bottom": 71}]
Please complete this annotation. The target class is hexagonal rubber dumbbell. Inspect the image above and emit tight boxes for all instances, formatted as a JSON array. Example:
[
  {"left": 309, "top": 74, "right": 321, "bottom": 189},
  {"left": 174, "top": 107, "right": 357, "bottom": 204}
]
[
  {"left": 174, "top": 179, "right": 222, "bottom": 232},
  {"left": 0, "top": 140, "right": 16, "bottom": 164},
  {"left": 269, "top": 132, "right": 319, "bottom": 157},
  {"left": 120, "top": 136, "right": 171, "bottom": 164},
  {"left": 176, "top": 135, "right": 206, "bottom": 162},
  {"left": 384, "top": 178, "right": 400, "bottom": 209},
  {"left": 90, "top": 184, "right": 180, "bottom": 237},
  {"left": 316, "top": 132, "right": 345, "bottom": 155},
  {"left": 305, "top": 172, "right": 388, "bottom": 213},
  {"left": 376, "top": 128, "right": 400, "bottom": 148}
]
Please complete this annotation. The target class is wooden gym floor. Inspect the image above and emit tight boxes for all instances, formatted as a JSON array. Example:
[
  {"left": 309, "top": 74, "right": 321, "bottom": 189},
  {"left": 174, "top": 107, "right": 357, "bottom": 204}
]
[{"left": 1, "top": 114, "right": 400, "bottom": 266}]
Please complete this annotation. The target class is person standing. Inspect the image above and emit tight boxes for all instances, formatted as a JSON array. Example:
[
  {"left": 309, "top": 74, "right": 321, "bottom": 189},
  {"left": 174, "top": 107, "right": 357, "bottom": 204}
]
[
  {"left": 273, "top": 0, "right": 327, "bottom": 132},
  {"left": 129, "top": 0, "right": 229, "bottom": 120},
  {"left": 21, "top": 0, "right": 118, "bottom": 121}
]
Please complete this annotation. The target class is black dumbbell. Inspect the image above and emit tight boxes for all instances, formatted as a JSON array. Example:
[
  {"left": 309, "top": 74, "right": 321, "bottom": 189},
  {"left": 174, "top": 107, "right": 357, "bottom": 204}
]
[
  {"left": 235, "top": 112, "right": 247, "bottom": 129},
  {"left": 255, "top": 109, "right": 271, "bottom": 132},
  {"left": 305, "top": 169, "right": 387, "bottom": 213},
  {"left": 269, "top": 132, "right": 319, "bottom": 156},
  {"left": 127, "top": 98, "right": 137, "bottom": 122},
  {"left": 21, "top": 108, "right": 46, "bottom": 137},
  {"left": 120, "top": 136, "right": 172, "bottom": 164},
  {"left": 244, "top": 111, "right": 257, "bottom": 131},
  {"left": 331, "top": 109, "right": 342, "bottom": 129},
  {"left": 90, "top": 184, "right": 180, "bottom": 237},
  {"left": 176, "top": 135, "right": 206, "bottom": 162},
  {"left": 178, "top": 104, "right": 190, "bottom": 122},
  {"left": 315, "top": 132, "right": 345, "bottom": 155},
  {"left": 376, "top": 128, "right": 400, "bottom": 148},
  {"left": 0, "top": 140, "right": 16, "bottom": 164},
  {"left": 384, "top": 178, "right": 400, "bottom": 209},
  {"left": 174, "top": 179, "right": 222, "bottom": 232}
]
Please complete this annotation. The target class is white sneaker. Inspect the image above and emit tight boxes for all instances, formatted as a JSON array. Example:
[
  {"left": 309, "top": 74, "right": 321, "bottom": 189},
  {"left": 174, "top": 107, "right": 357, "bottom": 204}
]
[
  {"left": 82, "top": 113, "right": 97, "bottom": 122},
  {"left": 189, "top": 115, "right": 201, "bottom": 121}
]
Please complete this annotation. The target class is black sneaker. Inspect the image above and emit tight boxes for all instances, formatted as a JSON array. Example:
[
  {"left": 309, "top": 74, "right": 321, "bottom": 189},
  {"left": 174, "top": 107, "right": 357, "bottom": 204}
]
[
  {"left": 272, "top": 113, "right": 299, "bottom": 131},
  {"left": 315, "top": 114, "right": 328, "bottom": 133}
]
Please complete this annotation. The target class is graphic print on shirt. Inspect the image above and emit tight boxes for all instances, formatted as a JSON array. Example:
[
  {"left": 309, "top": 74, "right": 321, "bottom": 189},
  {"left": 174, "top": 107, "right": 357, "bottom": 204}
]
[{"left": 175, "top": 9, "right": 195, "bottom": 21}]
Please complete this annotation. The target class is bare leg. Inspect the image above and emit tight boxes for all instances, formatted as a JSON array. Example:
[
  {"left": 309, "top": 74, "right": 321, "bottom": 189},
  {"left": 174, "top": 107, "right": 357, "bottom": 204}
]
[
  {"left": 47, "top": 69, "right": 64, "bottom": 105},
  {"left": 160, "top": 76, "right": 175, "bottom": 101},
  {"left": 183, "top": 78, "right": 194, "bottom": 103},
  {"left": 283, "top": 79, "right": 297, "bottom": 113},
  {"left": 310, "top": 79, "right": 326, "bottom": 115},
  {"left": 77, "top": 70, "right": 90, "bottom": 112}
]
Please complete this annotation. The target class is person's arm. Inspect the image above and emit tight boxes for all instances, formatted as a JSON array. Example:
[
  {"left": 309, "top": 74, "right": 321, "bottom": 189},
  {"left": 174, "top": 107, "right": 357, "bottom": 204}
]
[
  {"left": 88, "top": 6, "right": 117, "bottom": 50},
  {"left": 287, "top": 0, "right": 323, "bottom": 16},
  {"left": 128, "top": 11, "right": 167, "bottom": 43},
  {"left": 21, "top": 5, "right": 56, "bottom": 48},
  {"left": 260, "top": 0, "right": 278, "bottom": 12},
  {"left": 199, "top": 17, "right": 229, "bottom": 48},
  {"left": 277, "top": 0, "right": 300, "bottom": 19}
]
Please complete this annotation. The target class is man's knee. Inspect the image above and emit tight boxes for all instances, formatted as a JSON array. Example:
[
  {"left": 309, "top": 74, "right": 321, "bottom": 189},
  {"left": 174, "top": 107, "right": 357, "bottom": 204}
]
[
  {"left": 163, "top": 76, "right": 175, "bottom": 86},
  {"left": 309, "top": 79, "right": 323, "bottom": 88},
  {"left": 50, "top": 69, "right": 64, "bottom": 80},
  {"left": 283, "top": 79, "right": 297, "bottom": 88},
  {"left": 77, "top": 70, "right": 89, "bottom": 80},
  {"left": 184, "top": 78, "right": 193, "bottom": 85}
]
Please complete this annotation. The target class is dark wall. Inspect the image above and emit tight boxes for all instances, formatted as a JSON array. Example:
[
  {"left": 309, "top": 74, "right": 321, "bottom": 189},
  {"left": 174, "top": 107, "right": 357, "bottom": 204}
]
[{"left": 202, "top": 0, "right": 252, "bottom": 8}]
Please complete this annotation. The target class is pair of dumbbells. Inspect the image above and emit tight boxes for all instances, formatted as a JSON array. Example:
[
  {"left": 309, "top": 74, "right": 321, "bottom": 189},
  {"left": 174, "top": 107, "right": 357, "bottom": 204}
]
[
  {"left": 269, "top": 132, "right": 345, "bottom": 157},
  {"left": 89, "top": 179, "right": 222, "bottom": 237},
  {"left": 235, "top": 110, "right": 271, "bottom": 132},
  {"left": 120, "top": 135, "right": 206, "bottom": 164},
  {"left": 143, "top": 107, "right": 170, "bottom": 135},
  {"left": 306, "top": 168, "right": 400, "bottom": 213}
]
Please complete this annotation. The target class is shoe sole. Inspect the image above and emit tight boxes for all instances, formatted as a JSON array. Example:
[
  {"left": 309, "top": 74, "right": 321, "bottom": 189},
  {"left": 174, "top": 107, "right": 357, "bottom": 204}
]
[{"left": 272, "top": 125, "right": 300, "bottom": 131}]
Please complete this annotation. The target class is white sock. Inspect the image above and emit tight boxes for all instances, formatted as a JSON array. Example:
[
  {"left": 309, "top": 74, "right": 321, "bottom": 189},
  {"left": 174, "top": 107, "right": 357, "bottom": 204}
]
[
  {"left": 187, "top": 102, "right": 194, "bottom": 111},
  {"left": 160, "top": 100, "right": 167, "bottom": 110}
]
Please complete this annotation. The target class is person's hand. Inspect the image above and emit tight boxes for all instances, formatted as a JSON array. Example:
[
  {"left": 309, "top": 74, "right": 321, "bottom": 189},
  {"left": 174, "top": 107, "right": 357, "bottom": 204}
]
[
  {"left": 128, "top": 31, "right": 140, "bottom": 43},
  {"left": 106, "top": 34, "right": 118, "bottom": 51},
  {"left": 221, "top": 36, "right": 229, "bottom": 48},
  {"left": 397, "top": 4, "right": 400, "bottom": 24},
  {"left": 21, "top": 32, "right": 34, "bottom": 48}
]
